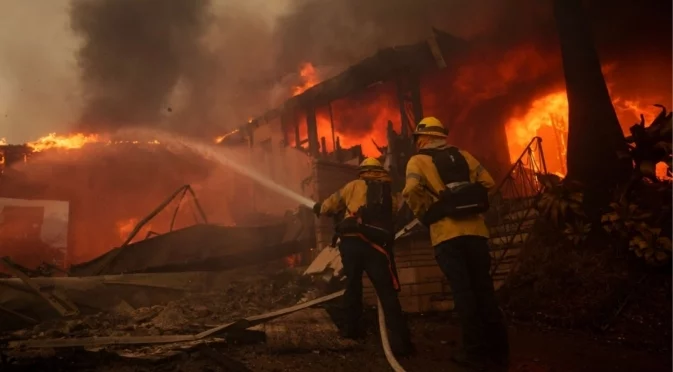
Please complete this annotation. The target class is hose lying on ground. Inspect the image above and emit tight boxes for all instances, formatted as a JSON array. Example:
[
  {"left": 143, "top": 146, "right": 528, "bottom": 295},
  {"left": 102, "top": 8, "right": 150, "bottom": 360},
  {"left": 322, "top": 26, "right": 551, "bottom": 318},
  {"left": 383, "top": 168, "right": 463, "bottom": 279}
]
[{"left": 377, "top": 296, "right": 407, "bottom": 372}]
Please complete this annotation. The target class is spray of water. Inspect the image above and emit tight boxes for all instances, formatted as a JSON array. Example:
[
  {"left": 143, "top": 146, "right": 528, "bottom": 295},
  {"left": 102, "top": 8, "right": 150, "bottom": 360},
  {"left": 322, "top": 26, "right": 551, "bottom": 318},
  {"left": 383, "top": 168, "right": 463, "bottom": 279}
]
[{"left": 124, "top": 129, "right": 316, "bottom": 208}]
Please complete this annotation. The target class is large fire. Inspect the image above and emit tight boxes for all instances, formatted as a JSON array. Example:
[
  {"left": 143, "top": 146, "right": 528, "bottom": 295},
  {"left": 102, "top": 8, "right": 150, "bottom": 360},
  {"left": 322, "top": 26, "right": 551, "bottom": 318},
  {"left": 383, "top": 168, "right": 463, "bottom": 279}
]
[
  {"left": 286, "top": 63, "right": 400, "bottom": 156},
  {"left": 27, "top": 133, "right": 101, "bottom": 152},
  {"left": 505, "top": 90, "right": 666, "bottom": 177},
  {"left": 24, "top": 132, "right": 160, "bottom": 152},
  {"left": 279, "top": 58, "right": 670, "bottom": 179}
]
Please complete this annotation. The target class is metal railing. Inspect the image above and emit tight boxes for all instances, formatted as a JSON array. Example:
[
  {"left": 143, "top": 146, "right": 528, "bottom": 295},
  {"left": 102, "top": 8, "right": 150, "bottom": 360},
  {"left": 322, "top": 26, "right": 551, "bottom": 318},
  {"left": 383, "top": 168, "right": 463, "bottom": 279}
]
[{"left": 487, "top": 137, "right": 548, "bottom": 276}]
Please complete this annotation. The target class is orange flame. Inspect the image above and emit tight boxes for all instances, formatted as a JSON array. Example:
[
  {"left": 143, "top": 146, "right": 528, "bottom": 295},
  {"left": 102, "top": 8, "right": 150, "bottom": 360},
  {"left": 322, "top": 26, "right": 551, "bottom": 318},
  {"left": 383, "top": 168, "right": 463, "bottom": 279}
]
[
  {"left": 0, "top": 138, "right": 7, "bottom": 146},
  {"left": 27, "top": 133, "right": 101, "bottom": 152},
  {"left": 284, "top": 253, "right": 302, "bottom": 268},
  {"left": 292, "top": 63, "right": 320, "bottom": 96},
  {"left": 24, "top": 133, "right": 161, "bottom": 152},
  {"left": 279, "top": 51, "right": 672, "bottom": 180},
  {"left": 214, "top": 129, "right": 240, "bottom": 144},
  {"left": 288, "top": 75, "right": 400, "bottom": 157},
  {"left": 505, "top": 90, "right": 666, "bottom": 178}
]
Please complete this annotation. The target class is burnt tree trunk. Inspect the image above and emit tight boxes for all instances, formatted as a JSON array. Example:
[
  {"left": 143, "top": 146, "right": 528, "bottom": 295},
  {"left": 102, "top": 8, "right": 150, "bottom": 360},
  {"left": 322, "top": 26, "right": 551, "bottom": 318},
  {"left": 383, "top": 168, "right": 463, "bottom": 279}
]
[{"left": 553, "top": 0, "right": 631, "bottom": 209}]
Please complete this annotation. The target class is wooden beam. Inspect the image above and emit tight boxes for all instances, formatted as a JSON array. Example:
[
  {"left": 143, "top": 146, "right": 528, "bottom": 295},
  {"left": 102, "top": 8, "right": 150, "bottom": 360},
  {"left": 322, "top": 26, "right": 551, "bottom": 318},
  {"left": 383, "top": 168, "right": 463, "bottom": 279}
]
[
  {"left": 0, "top": 257, "right": 79, "bottom": 317},
  {"left": 427, "top": 35, "right": 447, "bottom": 69},
  {"left": 306, "top": 106, "right": 320, "bottom": 157}
]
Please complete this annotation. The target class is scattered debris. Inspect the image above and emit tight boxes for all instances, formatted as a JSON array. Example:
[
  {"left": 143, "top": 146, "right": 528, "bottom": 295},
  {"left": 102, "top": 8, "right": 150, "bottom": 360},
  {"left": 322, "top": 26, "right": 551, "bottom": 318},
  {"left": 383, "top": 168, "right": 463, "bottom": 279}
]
[{"left": 253, "top": 308, "right": 355, "bottom": 352}]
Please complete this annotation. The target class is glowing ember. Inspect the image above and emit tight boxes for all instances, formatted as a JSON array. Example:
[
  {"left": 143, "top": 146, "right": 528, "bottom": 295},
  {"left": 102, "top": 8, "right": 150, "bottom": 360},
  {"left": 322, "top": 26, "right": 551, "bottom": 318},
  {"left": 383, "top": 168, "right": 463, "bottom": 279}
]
[
  {"left": 214, "top": 129, "right": 240, "bottom": 144},
  {"left": 284, "top": 253, "right": 302, "bottom": 268},
  {"left": 292, "top": 63, "right": 320, "bottom": 96},
  {"left": 655, "top": 162, "right": 671, "bottom": 180},
  {"left": 0, "top": 138, "right": 7, "bottom": 146},
  {"left": 27, "top": 133, "right": 101, "bottom": 152}
]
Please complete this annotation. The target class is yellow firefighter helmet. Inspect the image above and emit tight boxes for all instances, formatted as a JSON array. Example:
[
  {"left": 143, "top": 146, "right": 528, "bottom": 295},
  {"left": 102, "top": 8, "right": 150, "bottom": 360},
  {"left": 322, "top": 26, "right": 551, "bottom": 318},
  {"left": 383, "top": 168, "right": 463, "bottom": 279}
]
[
  {"left": 413, "top": 116, "right": 448, "bottom": 138},
  {"left": 359, "top": 157, "right": 385, "bottom": 172}
]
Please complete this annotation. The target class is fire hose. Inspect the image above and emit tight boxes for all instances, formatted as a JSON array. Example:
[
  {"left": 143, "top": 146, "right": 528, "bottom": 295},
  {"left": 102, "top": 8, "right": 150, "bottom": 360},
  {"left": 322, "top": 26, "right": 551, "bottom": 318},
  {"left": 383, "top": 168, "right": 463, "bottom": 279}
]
[
  {"left": 342, "top": 219, "right": 419, "bottom": 372},
  {"left": 377, "top": 296, "right": 407, "bottom": 372},
  {"left": 375, "top": 219, "right": 419, "bottom": 372}
]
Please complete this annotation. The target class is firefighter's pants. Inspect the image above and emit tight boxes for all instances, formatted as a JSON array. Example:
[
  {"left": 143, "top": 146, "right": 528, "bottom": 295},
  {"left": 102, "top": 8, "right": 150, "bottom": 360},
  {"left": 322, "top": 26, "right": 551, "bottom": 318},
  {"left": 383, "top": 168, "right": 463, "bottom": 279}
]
[
  {"left": 339, "top": 236, "right": 411, "bottom": 353},
  {"left": 435, "top": 235, "right": 510, "bottom": 363}
]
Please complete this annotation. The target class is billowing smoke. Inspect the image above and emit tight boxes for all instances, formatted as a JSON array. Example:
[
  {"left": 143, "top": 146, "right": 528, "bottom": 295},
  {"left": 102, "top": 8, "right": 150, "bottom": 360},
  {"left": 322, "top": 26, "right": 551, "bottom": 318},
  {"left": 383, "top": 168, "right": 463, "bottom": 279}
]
[
  {"left": 65, "top": 0, "right": 670, "bottom": 140},
  {"left": 274, "top": 0, "right": 670, "bottom": 72},
  {"left": 70, "top": 0, "right": 212, "bottom": 133},
  {"left": 272, "top": 0, "right": 541, "bottom": 71}
]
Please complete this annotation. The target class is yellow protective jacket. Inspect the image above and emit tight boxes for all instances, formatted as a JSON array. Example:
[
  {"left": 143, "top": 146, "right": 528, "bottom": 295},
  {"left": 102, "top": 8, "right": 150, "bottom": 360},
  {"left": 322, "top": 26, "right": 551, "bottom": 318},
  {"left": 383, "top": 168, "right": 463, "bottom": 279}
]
[
  {"left": 402, "top": 140, "right": 496, "bottom": 247},
  {"left": 319, "top": 171, "right": 400, "bottom": 231}
]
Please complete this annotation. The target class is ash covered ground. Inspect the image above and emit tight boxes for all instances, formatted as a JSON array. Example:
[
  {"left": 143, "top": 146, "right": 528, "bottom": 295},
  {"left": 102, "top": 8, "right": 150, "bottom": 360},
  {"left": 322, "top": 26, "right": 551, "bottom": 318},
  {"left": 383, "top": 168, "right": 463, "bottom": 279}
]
[{"left": 1, "top": 261, "right": 670, "bottom": 372}]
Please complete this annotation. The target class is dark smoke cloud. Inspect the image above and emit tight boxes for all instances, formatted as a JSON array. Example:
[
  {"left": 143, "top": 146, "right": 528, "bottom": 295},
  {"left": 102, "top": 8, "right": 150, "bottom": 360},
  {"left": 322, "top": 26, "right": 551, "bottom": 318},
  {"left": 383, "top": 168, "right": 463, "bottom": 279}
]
[
  {"left": 67, "top": 0, "right": 670, "bottom": 139},
  {"left": 275, "top": 0, "right": 669, "bottom": 72},
  {"left": 273, "top": 0, "right": 551, "bottom": 73},
  {"left": 70, "top": 0, "right": 212, "bottom": 133}
]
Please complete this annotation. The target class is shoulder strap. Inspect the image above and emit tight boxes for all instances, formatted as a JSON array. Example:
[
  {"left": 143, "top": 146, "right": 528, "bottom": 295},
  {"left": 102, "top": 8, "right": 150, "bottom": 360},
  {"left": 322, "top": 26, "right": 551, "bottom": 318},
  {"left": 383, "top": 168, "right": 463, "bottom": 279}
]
[{"left": 420, "top": 147, "right": 470, "bottom": 186}]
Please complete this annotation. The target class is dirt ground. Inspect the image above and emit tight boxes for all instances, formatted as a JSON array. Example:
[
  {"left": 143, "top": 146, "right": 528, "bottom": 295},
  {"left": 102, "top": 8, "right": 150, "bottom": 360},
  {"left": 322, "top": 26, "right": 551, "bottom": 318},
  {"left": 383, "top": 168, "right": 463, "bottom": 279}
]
[
  {"left": 1, "top": 260, "right": 670, "bottom": 372},
  {"left": 3, "top": 313, "right": 670, "bottom": 372}
]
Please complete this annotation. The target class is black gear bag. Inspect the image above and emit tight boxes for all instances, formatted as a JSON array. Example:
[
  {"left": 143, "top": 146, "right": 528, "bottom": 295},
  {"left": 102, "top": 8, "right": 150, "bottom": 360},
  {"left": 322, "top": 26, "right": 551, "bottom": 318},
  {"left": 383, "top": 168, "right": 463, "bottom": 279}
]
[
  {"left": 336, "top": 180, "right": 394, "bottom": 247},
  {"left": 419, "top": 147, "right": 490, "bottom": 225}
]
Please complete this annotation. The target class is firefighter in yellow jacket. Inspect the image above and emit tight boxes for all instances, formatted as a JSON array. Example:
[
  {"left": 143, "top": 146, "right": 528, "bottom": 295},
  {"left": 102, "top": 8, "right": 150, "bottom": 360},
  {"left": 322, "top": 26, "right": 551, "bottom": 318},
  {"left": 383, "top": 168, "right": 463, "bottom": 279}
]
[
  {"left": 402, "top": 117, "right": 509, "bottom": 371},
  {"left": 312, "top": 157, "right": 413, "bottom": 357}
]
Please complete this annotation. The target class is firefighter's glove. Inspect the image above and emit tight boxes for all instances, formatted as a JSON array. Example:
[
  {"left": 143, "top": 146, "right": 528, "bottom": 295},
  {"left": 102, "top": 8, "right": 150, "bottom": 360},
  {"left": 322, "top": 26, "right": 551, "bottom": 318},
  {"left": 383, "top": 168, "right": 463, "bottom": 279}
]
[{"left": 312, "top": 202, "right": 322, "bottom": 217}]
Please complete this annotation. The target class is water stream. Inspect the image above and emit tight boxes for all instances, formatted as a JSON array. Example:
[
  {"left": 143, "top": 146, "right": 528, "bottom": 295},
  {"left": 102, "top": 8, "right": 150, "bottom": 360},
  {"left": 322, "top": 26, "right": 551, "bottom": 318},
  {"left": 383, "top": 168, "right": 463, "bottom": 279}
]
[{"left": 125, "top": 129, "right": 316, "bottom": 208}]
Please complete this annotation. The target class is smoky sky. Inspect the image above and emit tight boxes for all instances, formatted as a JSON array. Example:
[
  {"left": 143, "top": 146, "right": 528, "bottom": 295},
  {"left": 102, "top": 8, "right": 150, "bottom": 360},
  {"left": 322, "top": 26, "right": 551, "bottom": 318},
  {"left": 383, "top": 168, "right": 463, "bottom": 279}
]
[
  {"left": 275, "top": 0, "right": 670, "bottom": 70},
  {"left": 66, "top": 0, "right": 670, "bottom": 137},
  {"left": 70, "top": 0, "right": 211, "bottom": 133}
]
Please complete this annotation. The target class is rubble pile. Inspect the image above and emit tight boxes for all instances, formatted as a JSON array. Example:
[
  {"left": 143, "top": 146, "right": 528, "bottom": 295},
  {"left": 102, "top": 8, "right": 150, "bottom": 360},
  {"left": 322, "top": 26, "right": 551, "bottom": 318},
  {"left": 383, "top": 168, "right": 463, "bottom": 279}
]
[{"left": 4, "top": 266, "right": 313, "bottom": 344}]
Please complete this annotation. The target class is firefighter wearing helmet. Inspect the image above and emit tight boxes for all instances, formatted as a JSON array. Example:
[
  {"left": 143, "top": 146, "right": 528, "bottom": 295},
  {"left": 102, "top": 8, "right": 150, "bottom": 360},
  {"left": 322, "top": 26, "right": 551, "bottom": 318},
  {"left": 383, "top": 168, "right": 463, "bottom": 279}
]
[
  {"left": 312, "top": 157, "right": 413, "bottom": 357},
  {"left": 402, "top": 117, "right": 509, "bottom": 370}
]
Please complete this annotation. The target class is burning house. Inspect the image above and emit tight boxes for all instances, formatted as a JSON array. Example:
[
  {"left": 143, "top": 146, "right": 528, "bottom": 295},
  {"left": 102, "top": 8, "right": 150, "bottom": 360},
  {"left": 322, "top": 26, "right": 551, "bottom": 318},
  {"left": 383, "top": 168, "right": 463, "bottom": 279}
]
[
  {"left": 0, "top": 2, "right": 670, "bottom": 368},
  {"left": 215, "top": 18, "right": 670, "bottom": 312},
  {"left": 214, "top": 29, "right": 536, "bottom": 312},
  {"left": 218, "top": 29, "right": 511, "bottom": 188}
]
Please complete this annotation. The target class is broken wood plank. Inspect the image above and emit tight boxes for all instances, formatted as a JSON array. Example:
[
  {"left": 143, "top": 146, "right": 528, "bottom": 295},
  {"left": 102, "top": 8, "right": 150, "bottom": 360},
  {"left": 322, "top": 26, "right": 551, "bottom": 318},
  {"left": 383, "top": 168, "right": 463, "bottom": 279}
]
[
  {"left": 0, "top": 257, "right": 79, "bottom": 317},
  {"left": 195, "top": 289, "right": 345, "bottom": 339},
  {"left": 427, "top": 35, "right": 447, "bottom": 69},
  {"left": 303, "top": 247, "right": 341, "bottom": 276}
]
